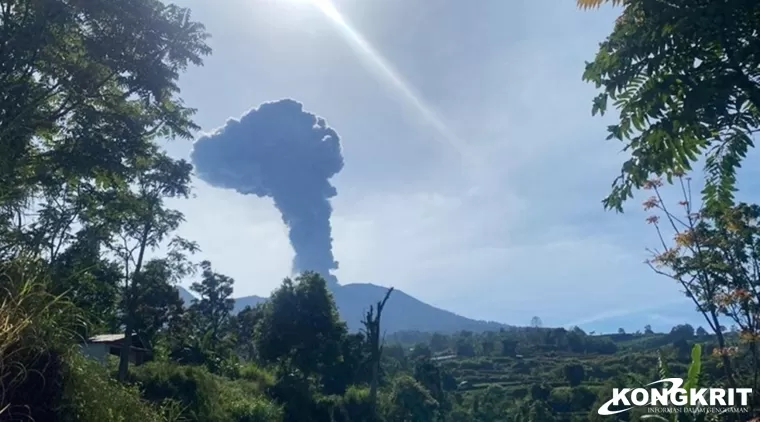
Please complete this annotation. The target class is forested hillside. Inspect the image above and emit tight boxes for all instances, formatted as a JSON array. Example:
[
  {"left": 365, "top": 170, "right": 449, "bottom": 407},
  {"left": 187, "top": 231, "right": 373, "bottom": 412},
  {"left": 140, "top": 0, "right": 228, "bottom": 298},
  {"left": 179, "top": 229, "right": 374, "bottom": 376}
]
[{"left": 2, "top": 0, "right": 760, "bottom": 421}]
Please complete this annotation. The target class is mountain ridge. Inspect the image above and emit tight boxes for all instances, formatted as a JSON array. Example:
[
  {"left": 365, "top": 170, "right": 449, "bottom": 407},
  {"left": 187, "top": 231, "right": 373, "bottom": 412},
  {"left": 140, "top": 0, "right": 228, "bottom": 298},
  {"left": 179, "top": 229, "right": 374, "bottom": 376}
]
[{"left": 177, "top": 283, "right": 510, "bottom": 334}]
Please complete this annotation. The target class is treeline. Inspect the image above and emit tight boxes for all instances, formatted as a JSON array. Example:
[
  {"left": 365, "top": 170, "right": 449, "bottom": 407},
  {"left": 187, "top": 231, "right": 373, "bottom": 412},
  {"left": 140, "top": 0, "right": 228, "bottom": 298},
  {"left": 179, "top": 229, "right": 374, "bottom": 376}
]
[
  {"left": 388, "top": 327, "right": 619, "bottom": 357},
  {"left": 386, "top": 323, "right": 717, "bottom": 358}
]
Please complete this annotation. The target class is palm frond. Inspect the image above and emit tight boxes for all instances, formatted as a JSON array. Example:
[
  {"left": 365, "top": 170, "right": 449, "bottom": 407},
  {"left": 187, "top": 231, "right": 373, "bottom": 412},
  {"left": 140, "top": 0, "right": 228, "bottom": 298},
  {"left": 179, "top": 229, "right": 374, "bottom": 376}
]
[{"left": 577, "top": 0, "right": 625, "bottom": 10}]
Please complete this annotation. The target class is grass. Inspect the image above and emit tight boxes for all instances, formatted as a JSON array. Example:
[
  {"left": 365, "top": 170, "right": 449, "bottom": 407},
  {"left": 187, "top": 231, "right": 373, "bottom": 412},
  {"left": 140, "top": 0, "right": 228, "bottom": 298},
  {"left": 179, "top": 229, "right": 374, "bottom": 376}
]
[{"left": 0, "top": 258, "right": 82, "bottom": 417}]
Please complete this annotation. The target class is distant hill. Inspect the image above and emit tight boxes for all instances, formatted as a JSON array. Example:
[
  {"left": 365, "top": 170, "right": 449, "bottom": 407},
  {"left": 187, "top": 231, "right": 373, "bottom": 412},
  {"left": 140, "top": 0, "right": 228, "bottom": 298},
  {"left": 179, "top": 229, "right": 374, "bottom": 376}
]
[
  {"left": 178, "top": 286, "right": 266, "bottom": 312},
  {"left": 177, "top": 285, "right": 198, "bottom": 305},
  {"left": 332, "top": 283, "right": 508, "bottom": 333},
  {"left": 177, "top": 283, "right": 509, "bottom": 334}
]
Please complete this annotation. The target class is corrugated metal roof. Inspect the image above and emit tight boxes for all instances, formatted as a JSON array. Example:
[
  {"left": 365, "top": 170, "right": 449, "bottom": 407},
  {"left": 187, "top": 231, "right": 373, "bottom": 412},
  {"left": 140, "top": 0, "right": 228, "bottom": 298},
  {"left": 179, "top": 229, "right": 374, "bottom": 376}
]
[{"left": 88, "top": 334, "right": 125, "bottom": 343}]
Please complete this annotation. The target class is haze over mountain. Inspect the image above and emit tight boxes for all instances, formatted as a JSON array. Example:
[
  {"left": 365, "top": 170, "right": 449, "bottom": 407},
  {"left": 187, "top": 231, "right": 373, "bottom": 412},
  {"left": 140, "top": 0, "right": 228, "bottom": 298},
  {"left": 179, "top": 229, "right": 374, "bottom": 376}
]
[{"left": 178, "top": 283, "right": 508, "bottom": 334}]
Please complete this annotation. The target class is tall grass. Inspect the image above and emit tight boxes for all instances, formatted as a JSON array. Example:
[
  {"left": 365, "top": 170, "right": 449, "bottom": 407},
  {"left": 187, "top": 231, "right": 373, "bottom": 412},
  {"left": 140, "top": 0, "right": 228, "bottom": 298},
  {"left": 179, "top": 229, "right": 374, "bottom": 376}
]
[
  {"left": 0, "top": 257, "right": 192, "bottom": 422},
  {"left": 0, "top": 257, "right": 82, "bottom": 420}
]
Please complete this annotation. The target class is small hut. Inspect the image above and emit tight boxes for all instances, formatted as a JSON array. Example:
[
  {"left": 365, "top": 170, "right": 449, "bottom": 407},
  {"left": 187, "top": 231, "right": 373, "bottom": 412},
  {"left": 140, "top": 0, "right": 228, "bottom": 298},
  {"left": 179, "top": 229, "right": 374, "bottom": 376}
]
[{"left": 80, "top": 334, "right": 150, "bottom": 365}]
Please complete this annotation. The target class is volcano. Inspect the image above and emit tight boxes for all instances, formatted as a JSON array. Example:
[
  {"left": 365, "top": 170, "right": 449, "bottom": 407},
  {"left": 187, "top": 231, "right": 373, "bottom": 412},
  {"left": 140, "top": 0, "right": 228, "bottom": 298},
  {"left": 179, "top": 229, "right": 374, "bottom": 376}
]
[{"left": 178, "top": 283, "right": 508, "bottom": 334}]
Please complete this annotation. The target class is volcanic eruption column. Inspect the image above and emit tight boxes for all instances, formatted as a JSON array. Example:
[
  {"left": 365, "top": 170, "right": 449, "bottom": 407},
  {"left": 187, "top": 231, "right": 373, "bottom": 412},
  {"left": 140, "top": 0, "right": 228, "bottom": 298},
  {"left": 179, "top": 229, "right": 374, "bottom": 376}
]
[{"left": 191, "top": 99, "right": 343, "bottom": 287}]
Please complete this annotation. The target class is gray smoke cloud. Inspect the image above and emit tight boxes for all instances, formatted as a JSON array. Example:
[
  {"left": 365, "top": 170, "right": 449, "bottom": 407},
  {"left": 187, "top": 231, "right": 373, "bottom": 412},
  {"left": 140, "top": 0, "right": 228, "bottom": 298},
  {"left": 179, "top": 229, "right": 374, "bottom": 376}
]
[{"left": 191, "top": 99, "right": 344, "bottom": 287}]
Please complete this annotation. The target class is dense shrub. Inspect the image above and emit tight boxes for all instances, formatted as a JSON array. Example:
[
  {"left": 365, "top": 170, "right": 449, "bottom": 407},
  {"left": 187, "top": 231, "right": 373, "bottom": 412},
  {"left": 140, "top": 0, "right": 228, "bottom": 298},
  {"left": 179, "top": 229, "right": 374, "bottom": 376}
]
[
  {"left": 128, "top": 361, "right": 281, "bottom": 422},
  {"left": 331, "top": 386, "right": 378, "bottom": 422},
  {"left": 59, "top": 352, "right": 168, "bottom": 422}
]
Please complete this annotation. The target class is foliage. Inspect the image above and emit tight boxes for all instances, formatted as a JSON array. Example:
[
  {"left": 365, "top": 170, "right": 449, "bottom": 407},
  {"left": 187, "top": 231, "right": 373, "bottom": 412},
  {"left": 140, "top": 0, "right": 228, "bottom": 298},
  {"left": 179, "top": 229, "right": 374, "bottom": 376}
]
[
  {"left": 384, "top": 375, "right": 439, "bottom": 422},
  {"left": 583, "top": 0, "right": 760, "bottom": 212},
  {"left": 640, "top": 177, "right": 760, "bottom": 390},
  {"left": 576, "top": 0, "right": 625, "bottom": 9},
  {"left": 0, "top": 0, "right": 208, "bottom": 383},
  {"left": 60, "top": 352, "right": 172, "bottom": 422},
  {"left": 131, "top": 259, "right": 186, "bottom": 349},
  {"left": 128, "top": 361, "right": 282, "bottom": 422},
  {"left": 170, "top": 260, "right": 237, "bottom": 372},
  {"left": 640, "top": 344, "right": 702, "bottom": 422},
  {"left": 563, "top": 362, "right": 586, "bottom": 387},
  {"left": 0, "top": 258, "right": 81, "bottom": 419},
  {"left": 254, "top": 272, "right": 350, "bottom": 385},
  {"left": 0, "top": 260, "right": 169, "bottom": 422},
  {"left": 229, "top": 305, "right": 265, "bottom": 362}
]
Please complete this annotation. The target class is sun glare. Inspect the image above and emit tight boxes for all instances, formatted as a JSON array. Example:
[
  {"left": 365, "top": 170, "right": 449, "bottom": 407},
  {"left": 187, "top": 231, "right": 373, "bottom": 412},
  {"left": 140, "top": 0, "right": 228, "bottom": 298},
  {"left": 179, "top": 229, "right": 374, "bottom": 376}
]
[
  {"left": 273, "top": 0, "right": 483, "bottom": 183},
  {"left": 300, "top": 0, "right": 471, "bottom": 155}
]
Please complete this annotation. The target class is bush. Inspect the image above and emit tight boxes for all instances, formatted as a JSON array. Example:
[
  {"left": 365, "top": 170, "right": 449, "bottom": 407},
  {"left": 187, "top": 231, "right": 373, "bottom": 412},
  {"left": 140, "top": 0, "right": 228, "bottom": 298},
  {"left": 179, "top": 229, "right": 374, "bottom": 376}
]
[
  {"left": 332, "top": 386, "right": 377, "bottom": 422},
  {"left": 60, "top": 352, "right": 168, "bottom": 422},
  {"left": 548, "top": 387, "right": 573, "bottom": 413},
  {"left": 234, "top": 363, "right": 276, "bottom": 386},
  {"left": 128, "top": 361, "right": 281, "bottom": 422}
]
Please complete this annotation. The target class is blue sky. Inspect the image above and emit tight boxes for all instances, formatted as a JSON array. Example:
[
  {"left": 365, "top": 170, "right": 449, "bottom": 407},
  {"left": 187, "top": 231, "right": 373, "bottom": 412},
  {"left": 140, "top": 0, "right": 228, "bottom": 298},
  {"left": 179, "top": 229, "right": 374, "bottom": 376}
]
[{"left": 159, "top": 0, "right": 717, "bottom": 333}]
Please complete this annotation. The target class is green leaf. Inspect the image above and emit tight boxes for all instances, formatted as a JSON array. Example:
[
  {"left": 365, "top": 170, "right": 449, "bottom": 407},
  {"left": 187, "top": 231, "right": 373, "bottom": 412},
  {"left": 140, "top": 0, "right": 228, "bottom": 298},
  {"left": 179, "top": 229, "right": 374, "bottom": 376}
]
[
  {"left": 684, "top": 343, "right": 702, "bottom": 391},
  {"left": 657, "top": 349, "right": 670, "bottom": 380}
]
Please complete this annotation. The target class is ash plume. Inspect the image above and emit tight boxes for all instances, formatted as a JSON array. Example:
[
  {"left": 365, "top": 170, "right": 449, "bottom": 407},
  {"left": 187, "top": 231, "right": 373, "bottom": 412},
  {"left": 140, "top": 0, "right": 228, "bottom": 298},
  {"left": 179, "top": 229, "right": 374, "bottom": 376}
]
[{"left": 191, "top": 99, "right": 343, "bottom": 287}]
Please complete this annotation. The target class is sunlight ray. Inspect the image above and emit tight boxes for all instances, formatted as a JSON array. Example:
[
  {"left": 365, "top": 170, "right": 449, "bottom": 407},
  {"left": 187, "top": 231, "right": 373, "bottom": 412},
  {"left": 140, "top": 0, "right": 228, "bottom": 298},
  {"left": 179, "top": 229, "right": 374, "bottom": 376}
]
[{"left": 309, "top": 0, "right": 475, "bottom": 164}]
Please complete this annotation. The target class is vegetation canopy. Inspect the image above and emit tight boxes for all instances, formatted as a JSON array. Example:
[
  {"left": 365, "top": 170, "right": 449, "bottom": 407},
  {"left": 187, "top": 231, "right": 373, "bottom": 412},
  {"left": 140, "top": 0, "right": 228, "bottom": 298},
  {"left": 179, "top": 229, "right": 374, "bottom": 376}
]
[{"left": 582, "top": 0, "right": 760, "bottom": 212}]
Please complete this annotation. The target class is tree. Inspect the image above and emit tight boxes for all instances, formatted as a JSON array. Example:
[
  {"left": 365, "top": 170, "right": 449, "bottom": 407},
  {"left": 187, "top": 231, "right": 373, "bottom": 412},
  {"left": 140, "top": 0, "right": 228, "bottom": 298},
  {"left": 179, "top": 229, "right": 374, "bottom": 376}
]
[
  {"left": 104, "top": 150, "right": 198, "bottom": 382},
  {"left": 429, "top": 333, "right": 449, "bottom": 353},
  {"left": 190, "top": 261, "right": 235, "bottom": 343},
  {"left": 255, "top": 272, "right": 347, "bottom": 380},
  {"left": 473, "top": 385, "right": 508, "bottom": 421},
  {"left": 530, "top": 383, "right": 551, "bottom": 401},
  {"left": 669, "top": 324, "right": 695, "bottom": 341},
  {"left": 530, "top": 316, "right": 543, "bottom": 328},
  {"left": 48, "top": 232, "right": 122, "bottom": 336},
  {"left": 386, "top": 375, "right": 439, "bottom": 422},
  {"left": 455, "top": 338, "right": 476, "bottom": 357},
  {"left": 644, "top": 324, "right": 654, "bottom": 335},
  {"left": 564, "top": 363, "right": 586, "bottom": 387},
  {"left": 130, "top": 259, "right": 186, "bottom": 350},
  {"left": 183, "top": 260, "right": 236, "bottom": 369},
  {"left": 528, "top": 401, "right": 556, "bottom": 422},
  {"left": 697, "top": 326, "right": 709, "bottom": 337},
  {"left": 643, "top": 182, "right": 747, "bottom": 388},
  {"left": 230, "top": 304, "right": 264, "bottom": 361},
  {"left": 362, "top": 287, "right": 393, "bottom": 411},
  {"left": 481, "top": 338, "right": 495, "bottom": 356},
  {"left": 501, "top": 338, "right": 518, "bottom": 356},
  {"left": 617, "top": 328, "right": 625, "bottom": 335},
  {"left": 410, "top": 344, "right": 432, "bottom": 361},
  {"left": 571, "top": 386, "right": 598, "bottom": 412},
  {"left": 0, "top": 0, "right": 211, "bottom": 383},
  {"left": 0, "top": 0, "right": 210, "bottom": 258},
  {"left": 322, "top": 332, "right": 369, "bottom": 395},
  {"left": 582, "top": 0, "right": 760, "bottom": 212},
  {"left": 413, "top": 359, "right": 451, "bottom": 419}
]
